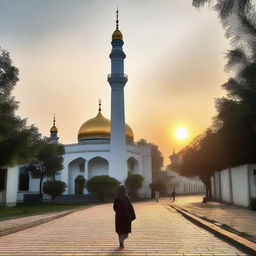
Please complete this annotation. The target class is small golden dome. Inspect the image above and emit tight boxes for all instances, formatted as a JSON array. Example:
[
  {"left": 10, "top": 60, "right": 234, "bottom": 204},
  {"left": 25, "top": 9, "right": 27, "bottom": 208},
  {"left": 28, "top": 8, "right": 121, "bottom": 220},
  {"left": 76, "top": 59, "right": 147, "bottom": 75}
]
[
  {"left": 78, "top": 112, "right": 134, "bottom": 142},
  {"left": 112, "top": 29, "right": 123, "bottom": 40},
  {"left": 50, "top": 125, "right": 58, "bottom": 133}
]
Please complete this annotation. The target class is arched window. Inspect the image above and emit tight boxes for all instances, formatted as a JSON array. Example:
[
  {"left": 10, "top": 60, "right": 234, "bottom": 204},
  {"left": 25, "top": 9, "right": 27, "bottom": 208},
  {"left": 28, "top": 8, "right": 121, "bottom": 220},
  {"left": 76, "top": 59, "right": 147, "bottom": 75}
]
[
  {"left": 88, "top": 157, "right": 109, "bottom": 179},
  {"left": 19, "top": 166, "right": 29, "bottom": 191}
]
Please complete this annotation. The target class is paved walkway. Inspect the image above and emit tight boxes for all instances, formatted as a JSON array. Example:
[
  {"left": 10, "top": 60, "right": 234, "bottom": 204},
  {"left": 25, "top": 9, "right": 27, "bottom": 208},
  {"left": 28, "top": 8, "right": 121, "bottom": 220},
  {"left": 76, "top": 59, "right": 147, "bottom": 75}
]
[
  {"left": 0, "top": 211, "right": 71, "bottom": 233},
  {"left": 0, "top": 200, "right": 248, "bottom": 255},
  {"left": 171, "top": 195, "right": 256, "bottom": 242}
]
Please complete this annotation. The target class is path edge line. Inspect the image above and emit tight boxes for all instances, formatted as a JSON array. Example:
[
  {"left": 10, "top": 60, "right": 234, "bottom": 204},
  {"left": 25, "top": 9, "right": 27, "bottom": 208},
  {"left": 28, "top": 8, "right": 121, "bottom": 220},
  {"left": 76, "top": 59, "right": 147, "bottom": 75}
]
[{"left": 169, "top": 204, "right": 256, "bottom": 256}]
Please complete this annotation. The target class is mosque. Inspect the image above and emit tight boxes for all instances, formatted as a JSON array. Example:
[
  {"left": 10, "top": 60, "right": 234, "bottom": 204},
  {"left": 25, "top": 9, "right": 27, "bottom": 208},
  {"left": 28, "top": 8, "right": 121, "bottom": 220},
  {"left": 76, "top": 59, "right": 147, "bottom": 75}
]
[{"left": 1, "top": 11, "right": 152, "bottom": 206}]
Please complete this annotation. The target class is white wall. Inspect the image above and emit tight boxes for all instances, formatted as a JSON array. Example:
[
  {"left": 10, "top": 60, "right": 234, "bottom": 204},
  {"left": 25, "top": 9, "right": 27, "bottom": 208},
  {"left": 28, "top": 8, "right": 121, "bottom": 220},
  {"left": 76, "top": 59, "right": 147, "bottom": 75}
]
[
  {"left": 166, "top": 170, "right": 205, "bottom": 195},
  {"left": 213, "top": 164, "right": 253, "bottom": 207},
  {"left": 249, "top": 164, "right": 256, "bottom": 198},
  {"left": 220, "top": 169, "right": 232, "bottom": 203},
  {"left": 6, "top": 166, "right": 19, "bottom": 206},
  {"left": 231, "top": 165, "right": 249, "bottom": 207},
  {"left": 88, "top": 157, "right": 109, "bottom": 179}
]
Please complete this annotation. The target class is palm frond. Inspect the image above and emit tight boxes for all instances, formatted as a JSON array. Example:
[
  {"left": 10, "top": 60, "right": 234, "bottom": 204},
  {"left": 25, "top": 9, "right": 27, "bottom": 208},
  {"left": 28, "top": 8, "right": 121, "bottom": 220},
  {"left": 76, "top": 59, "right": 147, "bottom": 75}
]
[
  {"left": 224, "top": 47, "right": 249, "bottom": 73},
  {"left": 192, "top": 0, "right": 211, "bottom": 8},
  {"left": 214, "top": 0, "right": 234, "bottom": 20}
]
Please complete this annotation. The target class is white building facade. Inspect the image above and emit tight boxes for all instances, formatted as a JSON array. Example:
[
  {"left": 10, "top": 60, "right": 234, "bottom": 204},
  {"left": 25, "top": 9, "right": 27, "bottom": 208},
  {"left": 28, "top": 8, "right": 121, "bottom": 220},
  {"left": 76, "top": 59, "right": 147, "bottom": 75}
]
[
  {"left": 166, "top": 152, "right": 205, "bottom": 195},
  {"left": 166, "top": 169, "right": 205, "bottom": 195},
  {"left": 1, "top": 12, "right": 152, "bottom": 206}
]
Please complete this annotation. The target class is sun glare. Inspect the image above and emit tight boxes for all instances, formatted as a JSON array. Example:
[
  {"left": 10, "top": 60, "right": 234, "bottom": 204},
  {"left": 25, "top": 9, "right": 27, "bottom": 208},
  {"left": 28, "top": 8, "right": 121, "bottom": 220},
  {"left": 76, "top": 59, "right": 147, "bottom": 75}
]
[{"left": 175, "top": 127, "right": 188, "bottom": 141}]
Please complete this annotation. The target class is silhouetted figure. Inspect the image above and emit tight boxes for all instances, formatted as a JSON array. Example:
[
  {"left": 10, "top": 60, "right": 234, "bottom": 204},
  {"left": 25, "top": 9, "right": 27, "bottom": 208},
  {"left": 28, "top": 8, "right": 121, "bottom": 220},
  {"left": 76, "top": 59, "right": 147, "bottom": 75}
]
[
  {"left": 171, "top": 189, "right": 176, "bottom": 202},
  {"left": 155, "top": 190, "right": 160, "bottom": 202},
  {"left": 113, "top": 185, "right": 136, "bottom": 249}
]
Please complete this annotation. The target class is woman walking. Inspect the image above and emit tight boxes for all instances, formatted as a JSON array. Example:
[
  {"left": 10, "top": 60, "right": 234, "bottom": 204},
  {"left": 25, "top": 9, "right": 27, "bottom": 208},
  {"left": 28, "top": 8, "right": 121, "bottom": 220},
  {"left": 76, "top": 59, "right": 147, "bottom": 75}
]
[{"left": 113, "top": 185, "right": 136, "bottom": 249}]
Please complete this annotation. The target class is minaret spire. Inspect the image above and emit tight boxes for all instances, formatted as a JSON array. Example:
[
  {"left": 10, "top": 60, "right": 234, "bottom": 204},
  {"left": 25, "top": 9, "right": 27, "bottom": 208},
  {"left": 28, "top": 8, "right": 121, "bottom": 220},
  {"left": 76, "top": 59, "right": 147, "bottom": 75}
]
[
  {"left": 49, "top": 114, "right": 59, "bottom": 144},
  {"left": 108, "top": 8, "right": 128, "bottom": 182},
  {"left": 116, "top": 7, "right": 119, "bottom": 30},
  {"left": 98, "top": 98, "right": 102, "bottom": 113}
]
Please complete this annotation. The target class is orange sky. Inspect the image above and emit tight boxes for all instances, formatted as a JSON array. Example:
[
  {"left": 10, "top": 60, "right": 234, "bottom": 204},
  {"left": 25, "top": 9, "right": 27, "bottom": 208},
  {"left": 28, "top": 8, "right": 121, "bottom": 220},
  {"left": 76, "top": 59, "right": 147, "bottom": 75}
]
[{"left": 0, "top": 0, "right": 230, "bottom": 166}]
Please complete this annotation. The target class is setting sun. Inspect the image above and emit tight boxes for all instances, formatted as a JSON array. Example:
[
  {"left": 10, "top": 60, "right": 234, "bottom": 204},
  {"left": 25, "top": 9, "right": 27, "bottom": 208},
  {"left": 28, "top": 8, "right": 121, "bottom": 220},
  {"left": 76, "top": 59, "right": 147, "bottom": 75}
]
[{"left": 175, "top": 127, "right": 188, "bottom": 140}]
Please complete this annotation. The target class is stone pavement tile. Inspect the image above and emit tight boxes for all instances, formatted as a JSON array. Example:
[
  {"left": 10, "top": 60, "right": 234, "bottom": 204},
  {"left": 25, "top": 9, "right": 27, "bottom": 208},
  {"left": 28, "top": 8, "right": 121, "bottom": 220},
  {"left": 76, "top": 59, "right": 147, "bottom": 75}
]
[
  {"left": 0, "top": 201, "right": 249, "bottom": 256},
  {"left": 173, "top": 195, "right": 256, "bottom": 241},
  {"left": 0, "top": 210, "right": 71, "bottom": 233}
]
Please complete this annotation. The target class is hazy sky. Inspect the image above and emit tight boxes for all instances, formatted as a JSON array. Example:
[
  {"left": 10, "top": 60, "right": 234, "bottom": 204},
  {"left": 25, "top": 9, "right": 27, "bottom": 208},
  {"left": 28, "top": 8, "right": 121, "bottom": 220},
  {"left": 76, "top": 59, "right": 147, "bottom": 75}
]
[{"left": 0, "top": 0, "right": 230, "bottom": 166}]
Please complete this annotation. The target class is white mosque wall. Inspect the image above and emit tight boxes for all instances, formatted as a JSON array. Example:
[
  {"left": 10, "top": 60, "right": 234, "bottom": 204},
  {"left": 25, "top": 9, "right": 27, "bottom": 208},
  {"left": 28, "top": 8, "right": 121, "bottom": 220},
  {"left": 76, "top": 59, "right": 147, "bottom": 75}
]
[
  {"left": 88, "top": 157, "right": 109, "bottom": 179},
  {"left": 6, "top": 141, "right": 153, "bottom": 203},
  {"left": 62, "top": 142, "right": 152, "bottom": 197},
  {"left": 62, "top": 142, "right": 111, "bottom": 194},
  {"left": 17, "top": 171, "right": 52, "bottom": 202},
  {"left": 6, "top": 166, "right": 19, "bottom": 206},
  {"left": 126, "top": 143, "right": 152, "bottom": 198}
]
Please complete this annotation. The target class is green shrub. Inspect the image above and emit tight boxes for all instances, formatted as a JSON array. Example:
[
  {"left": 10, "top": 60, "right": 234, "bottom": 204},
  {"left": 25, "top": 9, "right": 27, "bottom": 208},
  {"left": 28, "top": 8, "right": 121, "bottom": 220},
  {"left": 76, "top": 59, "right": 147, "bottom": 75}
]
[
  {"left": 250, "top": 197, "right": 256, "bottom": 210},
  {"left": 43, "top": 180, "right": 66, "bottom": 200},
  {"left": 86, "top": 175, "right": 120, "bottom": 201},
  {"left": 125, "top": 173, "right": 144, "bottom": 200}
]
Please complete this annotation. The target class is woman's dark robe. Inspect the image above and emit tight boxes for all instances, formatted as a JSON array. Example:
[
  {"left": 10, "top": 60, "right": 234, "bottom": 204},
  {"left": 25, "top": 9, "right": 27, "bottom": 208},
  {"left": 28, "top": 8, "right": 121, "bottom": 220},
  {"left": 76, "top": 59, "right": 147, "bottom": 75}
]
[{"left": 113, "top": 195, "right": 136, "bottom": 234}]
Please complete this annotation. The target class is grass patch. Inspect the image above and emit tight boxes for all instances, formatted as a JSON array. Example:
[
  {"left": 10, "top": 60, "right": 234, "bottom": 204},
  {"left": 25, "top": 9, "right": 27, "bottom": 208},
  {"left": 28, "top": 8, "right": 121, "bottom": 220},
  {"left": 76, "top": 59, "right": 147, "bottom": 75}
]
[{"left": 0, "top": 202, "right": 93, "bottom": 221}]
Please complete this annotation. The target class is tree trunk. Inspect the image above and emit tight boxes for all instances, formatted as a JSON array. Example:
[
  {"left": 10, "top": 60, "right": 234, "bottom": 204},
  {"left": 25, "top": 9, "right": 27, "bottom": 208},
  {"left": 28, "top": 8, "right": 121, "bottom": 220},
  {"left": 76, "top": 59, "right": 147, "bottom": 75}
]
[{"left": 39, "top": 177, "right": 43, "bottom": 201}]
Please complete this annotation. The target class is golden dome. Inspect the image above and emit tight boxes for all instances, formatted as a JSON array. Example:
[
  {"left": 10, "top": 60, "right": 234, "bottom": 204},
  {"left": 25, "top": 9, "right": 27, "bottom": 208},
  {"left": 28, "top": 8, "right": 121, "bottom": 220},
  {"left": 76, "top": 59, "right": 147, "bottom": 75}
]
[
  {"left": 50, "top": 125, "right": 58, "bottom": 133},
  {"left": 112, "top": 29, "right": 123, "bottom": 40},
  {"left": 78, "top": 112, "right": 134, "bottom": 142},
  {"left": 125, "top": 123, "right": 134, "bottom": 141}
]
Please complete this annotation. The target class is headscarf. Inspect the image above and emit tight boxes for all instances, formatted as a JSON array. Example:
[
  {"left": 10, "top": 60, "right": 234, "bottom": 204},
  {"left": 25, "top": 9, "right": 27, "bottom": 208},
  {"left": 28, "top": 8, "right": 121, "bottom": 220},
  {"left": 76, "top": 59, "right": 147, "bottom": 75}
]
[{"left": 117, "top": 185, "right": 127, "bottom": 196}]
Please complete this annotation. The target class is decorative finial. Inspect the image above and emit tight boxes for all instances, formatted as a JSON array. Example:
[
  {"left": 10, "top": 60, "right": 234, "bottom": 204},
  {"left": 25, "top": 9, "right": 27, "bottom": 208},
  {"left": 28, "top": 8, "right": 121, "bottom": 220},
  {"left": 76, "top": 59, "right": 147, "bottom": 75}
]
[
  {"left": 116, "top": 7, "right": 119, "bottom": 30},
  {"left": 53, "top": 114, "right": 56, "bottom": 126},
  {"left": 98, "top": 98, "right": 102, "bottom": 113}
]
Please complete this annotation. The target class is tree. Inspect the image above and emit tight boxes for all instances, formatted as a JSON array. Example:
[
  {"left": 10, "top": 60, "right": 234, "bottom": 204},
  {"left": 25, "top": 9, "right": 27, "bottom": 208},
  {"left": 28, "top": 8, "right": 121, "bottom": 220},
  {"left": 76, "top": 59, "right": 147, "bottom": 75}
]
[
  {"left": 0, "top": 48, "right": 41, "bottom": 168},
  {"left": 27, "top": 142, "right": 64, "bottom": 199},
  {"left": 137, "top": 139, "right": 164, "bottom": 180},
  {"left": 178, "top": 131, "right": 219, "bottom": 199},
  {"left": 86, "top": 175, "right": 120, "bottom": 201},
  {"left": 125, "top": 173, "right": 144, "bottom": 200},
  {"left": 179, "top": 0, "right": 256, "bottom": 183},
  {"left": 43, "top": 180, "right": 66, "bottom": 200}
]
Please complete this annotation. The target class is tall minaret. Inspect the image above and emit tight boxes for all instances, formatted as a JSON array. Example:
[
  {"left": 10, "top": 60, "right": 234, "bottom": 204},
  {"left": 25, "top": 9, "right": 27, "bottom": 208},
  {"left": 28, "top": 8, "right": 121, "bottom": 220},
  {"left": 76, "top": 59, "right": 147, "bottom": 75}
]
[
  {"left": 108, "top": 9, "right": 128, "bottom": 182},
  {"left": 49, "top": 115, "right": 59, "bottom": 144}
]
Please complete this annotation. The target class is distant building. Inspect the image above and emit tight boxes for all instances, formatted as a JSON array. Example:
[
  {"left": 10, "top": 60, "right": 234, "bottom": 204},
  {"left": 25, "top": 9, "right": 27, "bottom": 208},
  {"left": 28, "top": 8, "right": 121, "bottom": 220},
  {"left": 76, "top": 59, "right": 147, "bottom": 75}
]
[{"left": 166, "top": 151, "right": 205, "bottom": 195}]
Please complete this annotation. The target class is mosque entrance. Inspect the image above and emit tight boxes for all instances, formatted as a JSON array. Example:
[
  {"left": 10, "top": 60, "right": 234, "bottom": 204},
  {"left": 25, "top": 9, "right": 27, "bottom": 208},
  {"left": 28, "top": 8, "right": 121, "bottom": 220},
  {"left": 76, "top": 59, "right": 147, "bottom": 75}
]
[
  {"left": 0, "top": 169, "right": 7, "bottom": 206},
  {"left": 68, "top": 158, "right": 86, "bottom": 194},
  {"left": 75, "top": 175, "right": 86, "bottom": 195}
]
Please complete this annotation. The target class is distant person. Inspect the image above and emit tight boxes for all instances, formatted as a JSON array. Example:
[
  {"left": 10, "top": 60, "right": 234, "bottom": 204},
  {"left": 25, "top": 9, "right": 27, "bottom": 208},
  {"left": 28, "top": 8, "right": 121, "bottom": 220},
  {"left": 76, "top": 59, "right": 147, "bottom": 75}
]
[
  {"left": 171, "top": 189, "right": 176, "bottom": 202},
  {"left": 155, "top": 190, "right": 160, "bottom": 202},
  {"left": 113, "top": 185, "right": 136, "bottom": 249}
]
